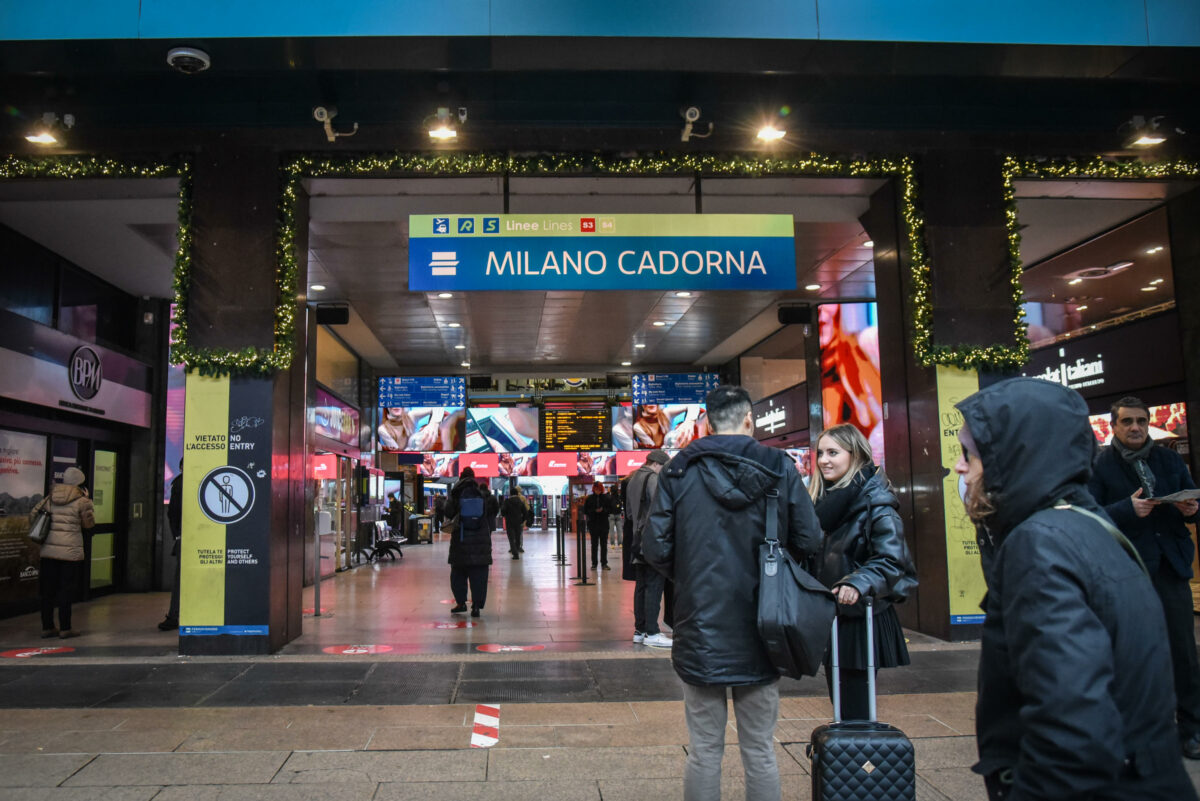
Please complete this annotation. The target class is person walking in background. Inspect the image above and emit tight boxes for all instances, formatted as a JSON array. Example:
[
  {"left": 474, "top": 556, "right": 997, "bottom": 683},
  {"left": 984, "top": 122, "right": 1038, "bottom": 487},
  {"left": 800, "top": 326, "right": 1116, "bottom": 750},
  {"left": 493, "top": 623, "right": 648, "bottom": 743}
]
[
  {"left": 583, "top": 481, "right": 612, "bottom": 570},
  {"left": 444, "top": 467, "right": 492, "bottom": 618},
  {"left": 627, "top": 448, "right": 672, "bottom": 648},
  {"left": 500, "top": 486, "right": 528, "bottom": 560},
  {"left": 807, "top": 423, "right": 916, "bottom": 720},
  {"left": 644, "top": 385, "right": 822, "bottom": 801},
  {"left": 481, "top": 482, "right": 500, "bottom": 533},
  {"left": 386, "top": 493, "right": 404, "bottom": 538},
  {"left": 32, "top": 466, "right": 94, "bottom": 639},
  {"left": 158, "top": 460, "right": 183, "bottom": 631},
  {"left": 1087, "top": 395, "right": 1200, "bottom": 760},
  {"left": 432, "top": 492, "right": 446, "bottom": 532},
  {"left": 955, "top": 378, "right": 1196, "bottom": 801}
]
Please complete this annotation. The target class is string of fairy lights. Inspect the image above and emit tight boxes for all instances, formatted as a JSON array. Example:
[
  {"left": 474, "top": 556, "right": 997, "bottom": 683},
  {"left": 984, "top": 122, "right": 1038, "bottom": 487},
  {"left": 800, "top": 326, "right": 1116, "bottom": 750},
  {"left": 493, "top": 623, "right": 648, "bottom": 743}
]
[{"left": 5, "top": 152, "right": 1195, "bottom": 377}]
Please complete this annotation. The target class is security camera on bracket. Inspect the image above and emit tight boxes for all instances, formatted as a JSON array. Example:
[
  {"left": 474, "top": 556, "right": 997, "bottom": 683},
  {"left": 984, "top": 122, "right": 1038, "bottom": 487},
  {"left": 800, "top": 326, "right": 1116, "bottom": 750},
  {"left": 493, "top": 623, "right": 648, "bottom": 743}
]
[
  {"left": 680, "top": 106, "right": 713, "bottom": 142},
  {"left": 312, "top": 105, "right": 359, "bottom": 143}
]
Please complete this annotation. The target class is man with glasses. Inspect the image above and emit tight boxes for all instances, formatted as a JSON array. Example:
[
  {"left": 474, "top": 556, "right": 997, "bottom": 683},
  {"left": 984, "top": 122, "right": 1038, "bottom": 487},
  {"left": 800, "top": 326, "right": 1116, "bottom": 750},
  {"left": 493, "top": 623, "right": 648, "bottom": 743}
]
[{"left": 1089, "top": 396, "right": 1200, "bottom": 760}]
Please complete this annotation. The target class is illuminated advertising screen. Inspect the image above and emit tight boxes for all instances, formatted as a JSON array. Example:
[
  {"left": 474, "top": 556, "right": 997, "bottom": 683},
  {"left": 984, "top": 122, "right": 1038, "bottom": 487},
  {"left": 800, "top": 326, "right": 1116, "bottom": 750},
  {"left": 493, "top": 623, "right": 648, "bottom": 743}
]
[
  {"left": 536, "top": 452, "right": 575, "bottom": 476},
  {"left": 575, "top": 451, "right": 617, "bottom": 477},
  {"left": 459, "top": 453, "right": 500, "bottom": 477},
  {"left": 818, "top": 302, "right": 883, "bottom": 464},
  {"left": 419, "top": 453, "right": 460, "bottom": 478},
  {"left": 784, "top": 447, "right": 813, "bottom": 486},
  {"left": 616, "top": 451, "right": 649, "bottom": 476},
  {"left": 540, "top": 406, "right": 612, "bottom": 451},
  {"left": 378, "top": 407, "right": 465, "bottom": 452},
  {"left": 612, "top": 404, "right": 709, "bottom": 450},
  {"left": 1088, "top": 403, "right": 1188, "bottom": 446},
  {"left": 465, "top": 407, "right": 540, "bottom": 453},
  {"left": 314, "top": 387, "right": 360, "bottom": 447},
  {"left": 499, "top": 453, "right": 535, "bottom": 477}
]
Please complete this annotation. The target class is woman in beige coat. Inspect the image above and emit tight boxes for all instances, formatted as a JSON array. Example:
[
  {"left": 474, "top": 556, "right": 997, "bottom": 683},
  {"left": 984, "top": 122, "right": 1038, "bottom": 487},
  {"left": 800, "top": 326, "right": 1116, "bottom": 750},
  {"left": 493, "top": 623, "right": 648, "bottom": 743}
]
[{"left": 33, "top": 466, "right": 94, "bottom": 638}]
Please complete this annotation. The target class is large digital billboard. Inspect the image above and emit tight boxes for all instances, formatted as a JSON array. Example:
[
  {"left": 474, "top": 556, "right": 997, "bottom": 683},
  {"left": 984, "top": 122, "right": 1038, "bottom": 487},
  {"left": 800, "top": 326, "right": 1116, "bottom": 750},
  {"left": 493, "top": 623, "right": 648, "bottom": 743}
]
[
  {"left": 818, "top": 302, "right": 883, "bottom": 464},
  {"left": 378, "top": 407, "right": 466, "bottom": 452},
  {"left": 540, "top": 406, "right": 612, "bottom": 451},
  {"left": 465, "top": 407, "right": 540, "bottom": 453},
  {"left": 612, "top": 404, "right": 709, "bottom": 450}
]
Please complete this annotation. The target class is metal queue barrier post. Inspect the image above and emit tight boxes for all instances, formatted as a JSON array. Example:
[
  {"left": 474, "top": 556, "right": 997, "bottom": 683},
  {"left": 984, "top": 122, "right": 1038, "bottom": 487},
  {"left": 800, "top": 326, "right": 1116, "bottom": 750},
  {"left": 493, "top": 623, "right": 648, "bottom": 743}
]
[
  {"left": 554, "top": 510, "right": 568, "bottom": 565},
  {"left": 574, "top": 513, "right": 592, "bottom": 586}
]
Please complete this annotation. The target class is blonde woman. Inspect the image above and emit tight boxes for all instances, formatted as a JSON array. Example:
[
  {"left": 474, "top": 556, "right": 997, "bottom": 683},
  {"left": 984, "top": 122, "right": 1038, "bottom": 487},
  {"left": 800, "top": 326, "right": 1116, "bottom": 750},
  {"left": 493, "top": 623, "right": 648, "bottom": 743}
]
[
  {"left": 33, "top": 466, "right": 95, "bottom": 639},
  {"left": 809, "top": 424, "right": 916, "bottom": 719}
]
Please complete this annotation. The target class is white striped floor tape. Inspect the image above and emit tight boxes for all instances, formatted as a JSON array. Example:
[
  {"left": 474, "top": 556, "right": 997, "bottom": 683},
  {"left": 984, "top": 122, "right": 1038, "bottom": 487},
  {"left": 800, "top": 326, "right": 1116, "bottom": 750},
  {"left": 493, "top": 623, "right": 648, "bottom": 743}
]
[{"left": 471, "top": 703, "right": 500, "bottom": 748}]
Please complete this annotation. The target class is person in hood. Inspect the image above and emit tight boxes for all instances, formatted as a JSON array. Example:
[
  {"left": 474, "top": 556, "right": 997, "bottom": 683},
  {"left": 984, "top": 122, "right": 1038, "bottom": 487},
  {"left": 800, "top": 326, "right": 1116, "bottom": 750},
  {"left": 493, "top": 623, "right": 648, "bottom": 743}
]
[
  {"left": 808, "top": 423, "right": 916, "bottom": 721},
  {"left": 1087, "top": 396, "right": 1200, "bottom": 760},
  {"left": 31, "top": 466, "right": 94, "bottom": 639},
  {"left": 644, "top": 385, "right": 822, "bottom": 801},
  {"left": 443, "top": 467, "right": 493, "bottom": 618},
  {"left": 954, "top": 378, "right": 1196, "bottom": 801},
  {"left": 627, "top": 448, "right": 672, "bottom": 648}
]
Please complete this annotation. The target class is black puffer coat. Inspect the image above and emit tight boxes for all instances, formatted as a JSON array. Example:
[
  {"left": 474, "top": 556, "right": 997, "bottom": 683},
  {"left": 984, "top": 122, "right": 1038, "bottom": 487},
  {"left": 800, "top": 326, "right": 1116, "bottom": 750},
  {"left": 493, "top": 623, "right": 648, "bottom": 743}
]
[
  {"left": 445, "top": 477, "right": 494, "bottom": 568},
  {"left": 813, "top": 466, "right": 916, "bottom": 617},
  {"left": 957, "top": 377, "right": 1195, "bottom": 801},
  {"left": 643, "top": 434, "right": 822, "bottom": 686}
]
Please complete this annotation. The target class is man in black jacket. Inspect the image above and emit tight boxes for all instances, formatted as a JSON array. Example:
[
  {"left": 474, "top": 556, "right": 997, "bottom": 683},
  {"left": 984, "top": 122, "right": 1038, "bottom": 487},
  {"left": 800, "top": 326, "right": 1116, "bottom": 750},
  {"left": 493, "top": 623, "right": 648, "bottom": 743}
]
[
  {"left": 956, "top": 378, "right": 1195, "bottom": 801},
  {"left": 644, "top": 385, "right": 821, "bottom": 801},
  {"left": 583, "top": 481, "right": 612, "bottom": 570},
  {"left": 627, "top": 448, "right": 671, "bottom": 647},
  {"left": 1087, "top": 395, "right": 1200, "bottom": 760},
  {"left": 444, "top": 467, "right": 493, "bottom": 618}
]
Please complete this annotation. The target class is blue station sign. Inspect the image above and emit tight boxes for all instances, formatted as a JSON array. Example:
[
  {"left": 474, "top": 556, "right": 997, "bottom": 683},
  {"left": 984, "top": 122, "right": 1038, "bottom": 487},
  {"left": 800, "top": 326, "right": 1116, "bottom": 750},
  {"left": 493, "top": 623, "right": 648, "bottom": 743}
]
[
  {"left": 632, "top": 373, "right": 721, "bottom": 405},
  {"left": 408, "top": 214, "right": 797, "bottom": 292},
  {"left": 378, "top": 376, "right": 466, "bottom": 407}
]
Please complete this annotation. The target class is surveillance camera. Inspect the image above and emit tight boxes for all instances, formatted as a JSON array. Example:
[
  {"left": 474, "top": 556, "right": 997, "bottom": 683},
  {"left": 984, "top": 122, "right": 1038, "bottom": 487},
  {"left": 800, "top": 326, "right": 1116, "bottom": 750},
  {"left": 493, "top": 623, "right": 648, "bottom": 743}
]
[
  {"left": 457, "top": 107, "right": 468, "bottom": 124},
  {"left": 683, "top": 106, "right": 701, "bottom": 123},
  {"left": 166, "top": 47, "right": 211, "bottom": 74},
  {"left": 313, "top": 106, "right": 336, "bottom": 123}
]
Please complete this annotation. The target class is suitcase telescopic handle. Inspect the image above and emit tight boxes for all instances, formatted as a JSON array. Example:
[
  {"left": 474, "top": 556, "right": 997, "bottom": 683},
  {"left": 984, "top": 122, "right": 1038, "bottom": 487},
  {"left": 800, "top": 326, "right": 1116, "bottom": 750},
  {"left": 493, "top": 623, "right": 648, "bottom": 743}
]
[{"left": 830, "top": 596, "right": 875, "bottom": 724}]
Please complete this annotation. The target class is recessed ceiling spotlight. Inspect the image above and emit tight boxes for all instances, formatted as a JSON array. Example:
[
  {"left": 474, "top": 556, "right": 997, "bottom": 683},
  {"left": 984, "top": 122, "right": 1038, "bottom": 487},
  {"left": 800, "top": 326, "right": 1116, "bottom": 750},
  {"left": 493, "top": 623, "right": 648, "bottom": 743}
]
[
  {"left": 652, "top": 321, "right": 667, "bottom": 327},
  {"left": 756, "top": 125, "right": 786, "bottom": 142},
  {"left": 862, "top": 239, "right": 874, "bottom": 248},
  {"left": 675, "top": 291, "right": 692, "bottom": 298},
  {"left": 634, "top": 343, "right": 647, "bottom": 349},
  {"left": 1141, "top": 286, "right": 1158, "bottom": 292},
  {"left": 1076, "top": 305, "right": 1088, "bottom": 311},
  {"left": 454, "top": 344, "right": 466, "bottom": 349},
  {"left": 1146, "top": 245, "right": 1164, "bottom": 254},
  {"left": 805, "top": 283, "right": 821, "bottom": 291},
  {"left": 461, "top": 361, "right": 471, "bottom": 368},
  {"left": 1151, "top": 278, "right": 1164, "bottom": 284},
  {"left": 437, "top": 292, "right": 454, "bottom": 299},
  {"left": 447, "top": 322, "right": 461, "bottom": 328},
  {"left": 310, "top": 284, "right": 326, "bottom": 291},
  {"left": 621, "top": 361, "right": 632, "bottom": 366},
  {"left": 1067, "top": 278, "right": 1083, "bottom": 285}
]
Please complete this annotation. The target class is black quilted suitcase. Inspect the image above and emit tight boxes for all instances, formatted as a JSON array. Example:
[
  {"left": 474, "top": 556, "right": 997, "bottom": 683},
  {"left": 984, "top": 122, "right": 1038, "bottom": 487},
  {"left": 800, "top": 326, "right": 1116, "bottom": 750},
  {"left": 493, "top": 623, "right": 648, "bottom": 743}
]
[{"left": 808, "top": 598, "right": 916, "bottom": 801}]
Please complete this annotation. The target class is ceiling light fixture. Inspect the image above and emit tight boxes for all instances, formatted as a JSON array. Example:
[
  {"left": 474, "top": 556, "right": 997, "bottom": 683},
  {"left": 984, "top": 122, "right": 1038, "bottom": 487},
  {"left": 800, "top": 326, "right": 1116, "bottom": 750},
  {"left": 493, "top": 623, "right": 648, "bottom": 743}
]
[
  {"left": 310, "top": 284, "right": 326, "bottom": 292},
  {"left": 652, "top": 320, "right": 666, "bottom": 327},
  {"left": 805, "top": 283, "right": 821, "bottom": 291},
  {"left": 756, "top": 125, "right": 786, "bottom": 142},
  {"left": 454, "top": 344, "right": 466, "bottom": 349},
  {"left": 1068, "top": 278, "right": 1083, "bottom": 285},
  {"left": 427, "top": 106, "right": 466, "bottom": 141},
  {"left": 1151, "top": 278, "right": 1164, "bottom": 284},
  {"left": 1076, "top": 305, "right": 1088, "bottom": 311},
  {"left": 447, "top": 322, "right": 461, "bottom": 328},
  {"left": 634, "top": 343, "right": 647, "bottom": 349},
  {"left": 461, "top": 361, "right": 471, "bottom": 368},
  {"left": 24, "top": 112, "right": 74, "bottom": 146},
  {"left": 1121, "top": 114, "right": 1168, "bottom": 148},
  {"left": 621, "top": 361, "right": 632, "bottom": 366},
  {"left": 675, "top": 291, "right": 692, "bottom": 298},
  {"left": 1146, "top": 245, "right": 1164, "bottom": 254},
  {"left": 862, "top": 239, "right": 874, "bottom": 248},
  {"left": 1141, "top": 286, "right": 1158, "bottom": 292},
  {"left": 437, "top": 292, "right": 454, "bottom": 299}
]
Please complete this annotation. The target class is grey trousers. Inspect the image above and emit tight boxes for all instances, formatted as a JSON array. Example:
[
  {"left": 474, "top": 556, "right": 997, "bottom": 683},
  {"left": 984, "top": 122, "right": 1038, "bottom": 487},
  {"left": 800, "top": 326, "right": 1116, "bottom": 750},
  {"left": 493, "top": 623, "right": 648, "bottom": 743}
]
[{"left": 682, "top": 680, "right": 780, "bottom": 801}]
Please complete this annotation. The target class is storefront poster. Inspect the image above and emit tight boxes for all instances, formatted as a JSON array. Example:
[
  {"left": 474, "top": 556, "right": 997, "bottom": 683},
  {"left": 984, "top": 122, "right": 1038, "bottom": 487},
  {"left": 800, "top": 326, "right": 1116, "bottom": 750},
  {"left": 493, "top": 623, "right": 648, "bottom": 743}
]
[
  {"left": 936, "top": 365, "right": 987, "bottom": 626},
  {"left": 0, "top": 429, "right": 47, "bottom": 603},
  {"left": 819, "top": 302, "right": 884, "bottom": 465},
  {"left": 180, "top": 374, "right": 272, "bottom": 646},
  {"left": 91, "top": 450, "right": 116, "bottom": 526}
]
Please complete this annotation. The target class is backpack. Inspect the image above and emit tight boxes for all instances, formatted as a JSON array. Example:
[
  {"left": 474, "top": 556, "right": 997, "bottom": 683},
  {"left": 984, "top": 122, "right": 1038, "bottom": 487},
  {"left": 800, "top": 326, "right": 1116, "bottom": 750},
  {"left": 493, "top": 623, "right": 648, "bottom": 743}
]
[{"left": 458, "top": 483, "right": 485, "bottom": 536}]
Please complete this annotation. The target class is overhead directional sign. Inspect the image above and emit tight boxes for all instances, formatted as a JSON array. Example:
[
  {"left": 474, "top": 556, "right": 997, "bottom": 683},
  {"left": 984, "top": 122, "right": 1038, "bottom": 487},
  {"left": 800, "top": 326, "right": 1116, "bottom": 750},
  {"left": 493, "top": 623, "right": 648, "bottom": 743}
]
[
  {"left": 379, "top": 376, "right": 467, "bottom": 406},
  {"left": 408, "top": 214, "right": 797, "bottom": 292},
  {"left": 632, "top": 373, "right": 720, "bottom": 404}
]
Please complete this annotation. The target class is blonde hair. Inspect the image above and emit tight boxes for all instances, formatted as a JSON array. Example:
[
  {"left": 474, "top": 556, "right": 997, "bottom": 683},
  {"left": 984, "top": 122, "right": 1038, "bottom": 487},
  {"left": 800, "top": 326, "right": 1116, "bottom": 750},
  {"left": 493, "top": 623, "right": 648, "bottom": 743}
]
[{"left": 808, "top": 424, "right": 874, "bottom": 503}]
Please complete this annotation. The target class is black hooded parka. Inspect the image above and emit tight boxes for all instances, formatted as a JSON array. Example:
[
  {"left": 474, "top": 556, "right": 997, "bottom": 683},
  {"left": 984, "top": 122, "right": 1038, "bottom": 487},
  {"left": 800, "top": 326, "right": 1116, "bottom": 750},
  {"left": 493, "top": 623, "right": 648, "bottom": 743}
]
[
  {"left": 957, "top": 377, "right": 1195, "bottom": 801},
  {"left": 643, "top": 434, "right": 822, "bottom": 686}
]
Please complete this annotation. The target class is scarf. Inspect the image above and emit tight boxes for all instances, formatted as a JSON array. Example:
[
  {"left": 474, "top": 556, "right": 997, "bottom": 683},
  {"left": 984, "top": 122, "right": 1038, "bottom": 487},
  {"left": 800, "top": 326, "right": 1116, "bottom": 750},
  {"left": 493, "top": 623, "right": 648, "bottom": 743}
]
[
  {"left": 1113, "top": 438, "right": 1156, "bottom": 498},
  {"left": 816, "top": 464, "right": 874, "bottom": 532}
]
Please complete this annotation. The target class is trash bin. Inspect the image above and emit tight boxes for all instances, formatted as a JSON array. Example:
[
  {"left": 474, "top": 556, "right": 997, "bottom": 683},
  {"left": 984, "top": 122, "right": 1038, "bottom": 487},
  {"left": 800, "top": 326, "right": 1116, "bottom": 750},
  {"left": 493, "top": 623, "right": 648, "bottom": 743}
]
[{"left": 409, "top": 514, "right": 432, "bottom": 544}]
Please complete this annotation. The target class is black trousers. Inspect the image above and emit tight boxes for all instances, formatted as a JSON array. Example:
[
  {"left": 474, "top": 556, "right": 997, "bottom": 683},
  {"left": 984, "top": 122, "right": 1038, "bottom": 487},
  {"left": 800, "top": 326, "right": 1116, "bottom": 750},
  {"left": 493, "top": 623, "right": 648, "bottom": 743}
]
[
  {"left": 450, "top": 565, "right": 489, "bottom": 610},
  {"left": 1152, "top": 563, "right": 1200, "bottom": 737},
  {"left": 505, "top": 520, "right": 523, "bottom": 555},
  {"left": 633, "top": 563, "right": 666, "bottom": 635},
  {"left": 588, "top": 517, "right": 608, "bottom": 566},
  {"left": 39, "top": 557, "right": 81, "bottom": 631}
]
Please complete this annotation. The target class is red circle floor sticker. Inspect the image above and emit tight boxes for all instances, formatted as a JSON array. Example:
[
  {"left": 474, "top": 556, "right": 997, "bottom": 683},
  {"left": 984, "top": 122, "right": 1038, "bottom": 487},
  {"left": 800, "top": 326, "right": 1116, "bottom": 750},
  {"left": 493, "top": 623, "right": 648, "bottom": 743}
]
[
  {"left": 1, "top": 646, "right": 75, "bottom": 658},
  {"left": 322, "top": 644, "right": 394, "bottom": 655},
  {"left": 428, "top": 621, "right": 476, "bottom": 629},
  {"left": 476, "top": 644, "right": 546, "bottom": 653}
]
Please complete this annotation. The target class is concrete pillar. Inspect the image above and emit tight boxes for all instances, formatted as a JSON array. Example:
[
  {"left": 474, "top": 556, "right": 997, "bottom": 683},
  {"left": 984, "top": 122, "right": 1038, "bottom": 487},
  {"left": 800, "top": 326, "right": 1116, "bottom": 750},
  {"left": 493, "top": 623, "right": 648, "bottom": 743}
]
[{"left": 1167, "top": 186, "right": 1200, "bottom": 477}]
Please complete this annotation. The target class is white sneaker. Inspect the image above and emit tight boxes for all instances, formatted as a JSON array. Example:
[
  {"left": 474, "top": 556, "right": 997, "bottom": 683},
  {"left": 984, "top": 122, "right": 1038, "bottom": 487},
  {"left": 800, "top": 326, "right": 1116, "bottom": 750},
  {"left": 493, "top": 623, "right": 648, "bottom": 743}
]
[
  {"left": 632, "top": 631, "right": 644, "bottom": 644},
  {"left": 643, "top": 633, "right": 673, "bottom": 648}
]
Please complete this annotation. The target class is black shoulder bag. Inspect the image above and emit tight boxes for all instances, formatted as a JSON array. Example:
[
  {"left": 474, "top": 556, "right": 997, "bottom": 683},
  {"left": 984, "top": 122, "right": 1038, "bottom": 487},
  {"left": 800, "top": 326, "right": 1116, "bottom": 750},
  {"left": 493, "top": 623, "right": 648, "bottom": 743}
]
[{"left": 757, "top": 488, "right": 837, "bottom": 678}]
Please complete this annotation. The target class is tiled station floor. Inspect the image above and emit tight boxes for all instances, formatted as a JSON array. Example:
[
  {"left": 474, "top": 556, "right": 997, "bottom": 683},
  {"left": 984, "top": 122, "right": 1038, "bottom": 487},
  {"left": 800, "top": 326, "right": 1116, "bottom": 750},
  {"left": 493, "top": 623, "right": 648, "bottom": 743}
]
[{"left": 2, "top": 527, "right": 1199, "bottom": 799}]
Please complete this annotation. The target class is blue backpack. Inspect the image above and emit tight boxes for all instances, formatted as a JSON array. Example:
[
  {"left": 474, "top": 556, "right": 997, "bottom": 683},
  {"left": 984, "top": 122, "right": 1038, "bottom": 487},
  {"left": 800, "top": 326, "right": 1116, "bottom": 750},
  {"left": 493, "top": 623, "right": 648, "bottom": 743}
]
[{"left": 458, "top": 484, "right": 485, "bottom": 537}]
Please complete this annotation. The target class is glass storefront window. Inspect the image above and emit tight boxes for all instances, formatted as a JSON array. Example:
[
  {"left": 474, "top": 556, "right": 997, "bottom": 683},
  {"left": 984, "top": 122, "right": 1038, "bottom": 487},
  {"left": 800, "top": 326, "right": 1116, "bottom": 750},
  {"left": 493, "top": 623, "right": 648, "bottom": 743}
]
[{"left": 0, "top": 226, "right": 56, "bottom": 326}]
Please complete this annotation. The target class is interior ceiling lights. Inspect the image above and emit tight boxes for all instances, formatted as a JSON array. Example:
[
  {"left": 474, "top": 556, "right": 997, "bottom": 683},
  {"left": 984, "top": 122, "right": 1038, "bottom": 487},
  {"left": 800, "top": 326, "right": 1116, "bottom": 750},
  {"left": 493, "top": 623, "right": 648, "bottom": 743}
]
[
  {"left": 428, "top": 107, "right": 466, "bottom": 141},
  {"left": 1121, "top": 115, "right": 1169, "bottom": 148},
  {"left": 756, "top": 125, "right": 785, "bottom": 142},
  {"left": 25, "top": 112, "right": 74, "bottom": 146}
]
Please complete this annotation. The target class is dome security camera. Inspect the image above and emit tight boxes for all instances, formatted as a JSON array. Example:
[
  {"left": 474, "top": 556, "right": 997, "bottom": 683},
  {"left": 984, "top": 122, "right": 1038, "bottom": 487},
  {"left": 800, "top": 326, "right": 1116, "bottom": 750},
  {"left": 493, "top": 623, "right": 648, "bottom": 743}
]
[
  {"left": 166, "top": 47, "right": 211, "bottom": 74},
  {"left": 313, "top": 106, "right": 336, "bottom": 123},
  {"left": 682, "top": 106, "right": 701, "bottom": 123}
]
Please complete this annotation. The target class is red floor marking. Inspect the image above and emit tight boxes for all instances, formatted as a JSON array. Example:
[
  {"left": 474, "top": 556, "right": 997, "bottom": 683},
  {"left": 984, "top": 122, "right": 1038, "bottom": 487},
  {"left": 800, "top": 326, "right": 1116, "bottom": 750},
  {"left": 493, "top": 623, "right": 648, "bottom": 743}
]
[
  {"left": 321, "top": 644, "right": 394, "bottom": 655},
  {"left": 471, "top": 703, "right": 501, "bottom": 748},
  {"left": 1, "top": 646, "right": 75, "bottom": 658},
  {"left": 476, "top": 644, "right": 546, "bottom": 653},
  {"left": 428, "top": 621, "right": 476, "bottom": 629}
]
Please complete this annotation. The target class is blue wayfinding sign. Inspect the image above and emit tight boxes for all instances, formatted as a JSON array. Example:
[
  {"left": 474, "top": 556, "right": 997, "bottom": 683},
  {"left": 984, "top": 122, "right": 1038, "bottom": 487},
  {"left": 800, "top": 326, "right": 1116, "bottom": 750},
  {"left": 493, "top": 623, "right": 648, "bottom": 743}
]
[
  {"left": 632, "top": 373, "right": 720, "bottom": 404},
  {"left": 408, "top": 214, "right": 797, "bottom": 292},
  {"left": 379, "top": 376, "right": 466, "bottom": 407}
]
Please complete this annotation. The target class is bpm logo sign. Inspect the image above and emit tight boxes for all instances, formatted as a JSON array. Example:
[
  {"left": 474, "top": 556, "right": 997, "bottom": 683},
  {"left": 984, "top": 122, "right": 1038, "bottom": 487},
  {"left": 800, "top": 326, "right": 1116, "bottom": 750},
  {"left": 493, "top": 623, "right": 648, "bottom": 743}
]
[{"left": 68, "top": 346, "right": 102, "bottom": 401}]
